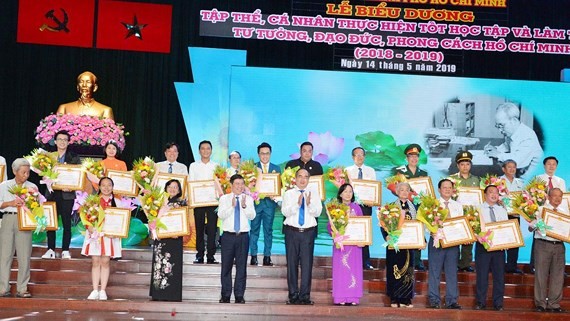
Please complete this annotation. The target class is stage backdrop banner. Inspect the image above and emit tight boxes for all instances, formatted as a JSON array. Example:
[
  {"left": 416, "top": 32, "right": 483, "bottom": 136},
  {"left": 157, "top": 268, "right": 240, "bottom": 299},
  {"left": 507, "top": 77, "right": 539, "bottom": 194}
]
[
  {"left": 96, "top": 0, "right": 173, "bottom": 53},
  {"left": 17, "top": 0, "right": 96, "bottom": 48}
]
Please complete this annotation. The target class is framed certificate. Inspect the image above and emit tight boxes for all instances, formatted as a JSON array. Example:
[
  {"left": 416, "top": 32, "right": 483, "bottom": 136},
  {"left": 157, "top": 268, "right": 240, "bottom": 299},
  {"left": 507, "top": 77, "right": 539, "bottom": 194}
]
[
  {"left": 101, "top": 207, "right": 131, "bottom": 238},
  {"left": 484, "top": 219, "right": 524, "bottom": 251},
  {"left": 456, "top": 187, "right": 484, "bottom": 206},
  {"left": 107, "top": 170, "right": 139, "bottom": 197},
  {"left": 390, "top": 220, "right": 426, "bottom": 250},
  {"left": 542, "top": 208, "right": 570, "bottom": 243},
  {"left": 0, "top": 165, "right": 4, "bottom": 182},
  {"left": 157, "top": 207, "right": 190, "bottom": 239},
  {"left": 188, "top": 180, "right": 219, "bottom": 207},
  {"left": 440, "top": 217, "right": 476, "bottom": 248},
  {"left": 563, "top": 193, "right": 570, "bottom": 211},
  {"left": 18, "top": 201, "right": 59, "bottom": 231},
  {"left": 351, "top": 179, "right": 382, "bottom": 206},
  {"left": 342, "top": 216, "right": 372, "bottom": 246},
  {"left": 52, "top": 164, "right": 86, "bottom": 191},
  {"left": 154, "top": 173, "right": 188, "bottom": 196},
  {"left": 308, "top": 175, "right": 325, "bottom": 201},
  {"left": 257, "top": 173, "right": 281, "bottom": 197},
  {"left": 407, "top": 176, "right": 435, "bottom": 198}
]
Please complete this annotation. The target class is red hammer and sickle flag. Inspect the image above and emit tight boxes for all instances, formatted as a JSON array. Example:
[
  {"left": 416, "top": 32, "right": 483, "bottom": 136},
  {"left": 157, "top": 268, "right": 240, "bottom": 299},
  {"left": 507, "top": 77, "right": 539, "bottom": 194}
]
[{"left": 17, "top": 0, "right": 96, "bottom": 48}]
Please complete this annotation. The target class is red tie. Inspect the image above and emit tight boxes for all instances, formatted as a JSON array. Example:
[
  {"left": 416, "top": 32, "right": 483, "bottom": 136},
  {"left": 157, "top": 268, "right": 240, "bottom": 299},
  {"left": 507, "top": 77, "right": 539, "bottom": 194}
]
[{"left": 548, "top": 176, "right": 554, "bottom": 190}]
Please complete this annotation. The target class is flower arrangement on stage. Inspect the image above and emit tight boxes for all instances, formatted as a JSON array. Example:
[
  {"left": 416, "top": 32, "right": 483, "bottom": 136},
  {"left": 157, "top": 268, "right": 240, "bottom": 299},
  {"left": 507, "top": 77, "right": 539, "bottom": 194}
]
[
  {"left": 325, "top": 199, "right": 351, "bottom": 249},
  {"left": 239, "top": 159, "right": 259, "bottom": 190},
  {"left": 385, "top": 174, "right": 417, "bottom": 202},
  {"left": 446, "top": 176, "right": 460, "bottom": 201},
  {"left": 139, "top": 186, "right": 168, "bottom": 239},
  {"left": 78, "top": 194, "right": 106, "bottom": 243},
  {"left": 511, "top": 190, "right": 551, "bottom": 236},
  {"left": 35, "top": 113, "right": 127, "bottom": 151},
  {"left": 214, "top": 165, "right": 231, "bottom": 195},
  {"left": 416, "top": 195, "right": 448, "bottom": 248},
  {"left": 82, "top": 158, "right": 105, "bottom": 185},
  {"left": 281, "top": 166, "right": 300, "bottom": 193},
  {"left": 8, "top": 185, "right": 47, "bottom": 234},
  {"left": 326, "top": 165, "right": 348, "bottom": 188},
  {"left": 525, "top": 176, "right": 548, "bottom": 207},
  {"left": 78, "top": 194, "right": 105, "bottom": 230},
  {"left": 463, "top": 205, "right": 492, "bottom": 249},
  {"left": 480, "top": 174, "right": 509, "bottom": 195},
  {"left": 25, "top": 148, "right": 59, "bottom": 192},
  {"left": 132, "top": 157, "right": 158, "bottom": 190},
  {"left": 377, "top": 203, "right": 405, "bottom": 251}
]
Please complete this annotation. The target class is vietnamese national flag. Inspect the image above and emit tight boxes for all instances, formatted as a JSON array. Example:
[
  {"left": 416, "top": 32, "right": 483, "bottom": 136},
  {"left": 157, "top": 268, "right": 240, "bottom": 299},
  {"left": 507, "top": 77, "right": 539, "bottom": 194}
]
[
  {"left": 17, "top": 0, "right": 96, "bottom": 48},
  {"left": 96, "top": 0, "right": 172, "bottom": 53}
]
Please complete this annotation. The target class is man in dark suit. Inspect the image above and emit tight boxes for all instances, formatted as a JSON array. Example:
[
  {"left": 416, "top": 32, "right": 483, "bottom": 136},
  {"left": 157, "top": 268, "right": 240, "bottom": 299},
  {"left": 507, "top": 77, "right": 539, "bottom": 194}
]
[
  {"left": 285, "top": 142, "right": 323, "bottom": 176},
  {"left": 42, "top": 130, "right": 80, "bottom": 260},
  {"left": 250, "top": 142, "right": 281, "bottom": 266}
]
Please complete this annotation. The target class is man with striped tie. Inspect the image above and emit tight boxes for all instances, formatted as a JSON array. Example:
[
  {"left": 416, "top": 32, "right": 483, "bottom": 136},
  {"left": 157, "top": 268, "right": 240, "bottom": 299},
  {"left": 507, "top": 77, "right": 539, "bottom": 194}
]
[{"left": 282, "top": 169, "right": 322, "bottom": 305}]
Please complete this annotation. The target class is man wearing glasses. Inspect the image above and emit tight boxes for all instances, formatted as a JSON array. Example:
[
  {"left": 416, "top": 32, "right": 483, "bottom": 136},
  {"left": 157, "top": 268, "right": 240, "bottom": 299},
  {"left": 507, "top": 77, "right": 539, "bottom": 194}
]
[
  {"left": 484, "top": 102, "right": 543, "bottom": 178},
  {"left": 42, "top": 130, "right": 81, "bottom": 259}
]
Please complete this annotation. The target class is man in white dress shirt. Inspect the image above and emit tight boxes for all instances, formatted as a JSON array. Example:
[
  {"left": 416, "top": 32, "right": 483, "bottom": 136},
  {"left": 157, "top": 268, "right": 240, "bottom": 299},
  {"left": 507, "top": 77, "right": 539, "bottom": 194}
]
[
  {"left": 474, "top": 185, "right": 509, "bottom": 311},
  {"left": 427, "top": 179, "right": 463, "bottom": 309},
  {"left": 531, "top": 188, "right": 566, "bottom": 313},
  {"left": 499, "top": 159, "right": 524, "bottom": 274},
  {"left": 485, "top": 102, "right": 543, "bottom": 178},
  {"left": 0, "top": 155, "right": 6, "bottom": 229},
  {"left": 188, "top": 140, "right": 219, "bottom": 264},
  {"left": 157, "top": 142, "right": 188, "bottom": 176},
  {"left": 0, "top": 158, "right": 38, "bottom": 298},
  {"left": 530, "top": 156, "right": 567, "bottom": 272},
  {"left": 217, "top": 174, "right": 256, "bottom": 304},
  {"left": 346, "top": 147, "right": 376, "bottom": 270},
  {"left": 282, "top": 169, "right": 322, "bottom": 305}
]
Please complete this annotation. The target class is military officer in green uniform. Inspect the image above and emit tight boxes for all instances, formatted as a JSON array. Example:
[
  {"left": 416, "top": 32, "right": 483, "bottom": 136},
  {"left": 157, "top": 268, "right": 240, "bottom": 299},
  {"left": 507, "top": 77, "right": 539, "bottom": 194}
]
[
  {"left": 394, "top": 144, "right": 428, "bottom": 271},
  {"left": 449, "top": 151, "right": 480, "bottom": 272}
]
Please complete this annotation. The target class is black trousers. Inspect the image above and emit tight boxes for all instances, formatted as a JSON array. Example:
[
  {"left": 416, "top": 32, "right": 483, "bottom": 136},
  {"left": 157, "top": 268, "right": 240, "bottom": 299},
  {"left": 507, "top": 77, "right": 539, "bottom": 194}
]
[
  {"left": 47, "top": 194, "right": 74, "bottom": 251},
  {"left": 220, "top": 232, "right": 249, "bottom": 298},
  {"left": 284, "top": 226, "right": 315, "bottom": 300},
  {"left": 475, "top": 243, "right": 505, "bottom": 307},
  {"left": 360, "top": 205, "right": 372, "bottom": 266},
  {"left": 505, "top": 215, "right": 520, "bottom": 271},
  {"left": 194, "top": 206, "right": 218, "bottom": 260}
]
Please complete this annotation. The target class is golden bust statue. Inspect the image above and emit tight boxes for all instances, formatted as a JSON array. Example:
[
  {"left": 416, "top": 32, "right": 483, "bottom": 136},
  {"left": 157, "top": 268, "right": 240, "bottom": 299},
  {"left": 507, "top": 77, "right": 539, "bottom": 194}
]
[{"left": 56, "top": 71, "right": 114, "bottom": 120}]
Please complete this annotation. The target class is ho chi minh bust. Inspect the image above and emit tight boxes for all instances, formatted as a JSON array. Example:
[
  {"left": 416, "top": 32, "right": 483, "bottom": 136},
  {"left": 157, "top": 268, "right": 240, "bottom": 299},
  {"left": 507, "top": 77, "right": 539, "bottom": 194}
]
[{"left": 56, "top": 71, "right": 114, "bottom": 120}]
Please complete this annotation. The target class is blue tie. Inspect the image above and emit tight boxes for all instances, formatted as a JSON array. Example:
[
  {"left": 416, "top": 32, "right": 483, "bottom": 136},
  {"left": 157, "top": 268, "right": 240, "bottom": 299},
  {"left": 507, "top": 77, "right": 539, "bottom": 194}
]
[
  {"left": 234, "top": 196, "right": 241, "bottom": 232},
  {"left": 358, "top": 168, "right": 363, "bottom": 179},
  {"left": 168, "top": 163, "right": 173, "bottom": 173},
  {"left": 298, "top": 190, "right": 305, "bottom": 226}
]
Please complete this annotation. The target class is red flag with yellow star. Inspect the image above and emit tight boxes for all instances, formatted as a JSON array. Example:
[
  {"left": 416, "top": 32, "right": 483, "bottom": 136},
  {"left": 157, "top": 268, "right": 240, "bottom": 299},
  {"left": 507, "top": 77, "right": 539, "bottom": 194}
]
[
  {"left": 17, "top": 0, "right": 96, "bottom": 48},
  {"left": 96, "top": 0, "right": 172, "bottom": 53}
]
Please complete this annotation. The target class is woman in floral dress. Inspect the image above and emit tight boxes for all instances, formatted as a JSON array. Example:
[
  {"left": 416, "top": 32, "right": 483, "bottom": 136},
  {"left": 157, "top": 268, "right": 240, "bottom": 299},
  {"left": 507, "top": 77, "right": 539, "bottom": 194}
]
[{"left": 150, "top": 179, "right": 185, "bottom": 301}]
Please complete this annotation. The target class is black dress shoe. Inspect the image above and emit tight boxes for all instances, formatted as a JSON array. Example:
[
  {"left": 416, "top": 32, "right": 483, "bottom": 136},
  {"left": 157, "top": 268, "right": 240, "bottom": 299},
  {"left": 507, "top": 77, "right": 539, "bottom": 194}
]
[
  {"left": 194, "top": 258, "right": 204, "bottom": 264},
  {"left": 494, "top": 305, "right": 503, "bottom": 311},
  {"left": 460, "top": 266, "right": 474, "bottom": 272},
  {"left": 263, "top": 256, "right": 273, "bottom": 266},
  {"left": 474, "top": 304, "right": 485, "bottom": 310},
  {"left": 299, "top": 299, "right": 314, "bottom": 305},
  {"left": 506, "top": 268, "right": 524, "bottom": 274},
  {"left": 536, "top": 306, "right": 546, "bottom": 312},
  {"left": 446, "top": 303, "right": 462, "bottom": 310},
  {"left": 286, "top": 293, "right": 299, "bottom": 305},
  {"left": 235, "top": 296, "right": 245, "bottom": 304},
  {"left": 427, "top": 303, "right": 440, "bottom": 309},
  {"left": 219, "top": 296, "right": 230, "bottom": 303},
  {"left": 250, "top": 256, "right": 258, "bottom": 266},
  {"left": 364, "top": 263, "right": 375, "bottom": 270},
  {"left": 207, "top": 259, "right": 219, "bottom": 264},
  {"left": 550, "top": 307, "right": 564, "bottom": 313},
  {"left": 414, "top": 265, "right": 426, "bottom": 271}
]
